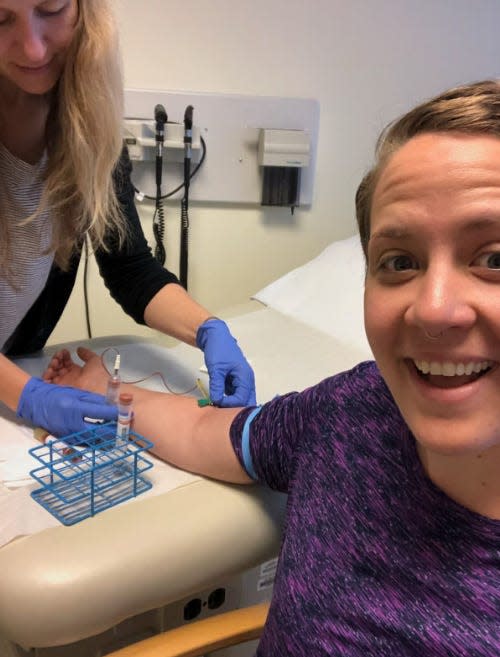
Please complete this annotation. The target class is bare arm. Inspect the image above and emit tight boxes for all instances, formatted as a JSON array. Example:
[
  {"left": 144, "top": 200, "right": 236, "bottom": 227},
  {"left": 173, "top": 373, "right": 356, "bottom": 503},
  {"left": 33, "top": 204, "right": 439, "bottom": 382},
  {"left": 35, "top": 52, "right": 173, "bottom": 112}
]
[
  {"left": 131, "top": 388, "right": 251, "bottom": 483},
  {"left": 143, "top": 283, "right": 211, "bottom": 346},
  {"left": 44, "top": 347, "right": 253, "bottom": 484},
  {"left": 0, "top": 353, "right": 30, "bottom": 411}
]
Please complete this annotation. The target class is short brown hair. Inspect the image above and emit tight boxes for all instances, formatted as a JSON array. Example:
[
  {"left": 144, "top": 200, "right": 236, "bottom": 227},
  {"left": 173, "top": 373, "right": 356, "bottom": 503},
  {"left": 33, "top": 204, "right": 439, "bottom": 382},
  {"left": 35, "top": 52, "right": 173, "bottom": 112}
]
[{"left": 355, "top": 80, "right": 500, "bottom": 258}]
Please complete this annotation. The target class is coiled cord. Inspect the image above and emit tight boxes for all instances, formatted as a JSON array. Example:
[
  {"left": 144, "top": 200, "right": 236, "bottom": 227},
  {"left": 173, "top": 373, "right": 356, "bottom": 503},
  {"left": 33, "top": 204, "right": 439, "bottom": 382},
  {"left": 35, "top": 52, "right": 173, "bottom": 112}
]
[{"left": 153, "top": 199, "right": 166, "bottom": 264}]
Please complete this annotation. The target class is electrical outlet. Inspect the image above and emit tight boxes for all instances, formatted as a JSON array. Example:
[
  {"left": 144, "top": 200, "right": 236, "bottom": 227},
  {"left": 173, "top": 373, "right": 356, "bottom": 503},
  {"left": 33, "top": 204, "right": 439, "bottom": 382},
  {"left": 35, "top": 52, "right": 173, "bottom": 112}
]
[{"left": 161, "top": 578, "right": 242, "bottom": 631}]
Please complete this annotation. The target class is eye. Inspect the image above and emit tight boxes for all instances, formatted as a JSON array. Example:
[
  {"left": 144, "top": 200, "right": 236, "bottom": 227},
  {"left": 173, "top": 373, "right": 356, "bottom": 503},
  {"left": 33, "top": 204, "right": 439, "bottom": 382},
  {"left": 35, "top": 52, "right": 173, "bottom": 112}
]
[
  {"left": 38, "top": 8, "right": 65, "bottom": 18},
  {"left": 380, "top": 253, "right": 418, "bottom": 272},
  {"left": 473, "top": 251, "right": 500, "bottom": 270},
  {"left": 37, "top": 1, "right": 68, "bottom": 18},
  {"left": 0, "top": 13, "right": 13, "bottom": 26}
]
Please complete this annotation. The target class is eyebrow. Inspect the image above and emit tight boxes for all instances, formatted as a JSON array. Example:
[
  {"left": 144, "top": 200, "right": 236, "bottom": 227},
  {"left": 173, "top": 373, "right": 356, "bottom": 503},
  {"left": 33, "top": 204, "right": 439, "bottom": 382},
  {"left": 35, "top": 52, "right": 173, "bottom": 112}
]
[
  {"left": 369, "top": 227, "right": 411, "bottom": 242},
  {"left": 370, "top": 216, "right": 500, "bottom": 243}
]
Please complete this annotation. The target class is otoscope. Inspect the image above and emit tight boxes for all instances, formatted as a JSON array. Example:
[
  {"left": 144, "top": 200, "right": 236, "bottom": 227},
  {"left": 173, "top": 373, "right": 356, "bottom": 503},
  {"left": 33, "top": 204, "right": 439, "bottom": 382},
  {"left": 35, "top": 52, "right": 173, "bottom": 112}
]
[{"left": 154, "top": 103, "right": 167, "bottom": 173}]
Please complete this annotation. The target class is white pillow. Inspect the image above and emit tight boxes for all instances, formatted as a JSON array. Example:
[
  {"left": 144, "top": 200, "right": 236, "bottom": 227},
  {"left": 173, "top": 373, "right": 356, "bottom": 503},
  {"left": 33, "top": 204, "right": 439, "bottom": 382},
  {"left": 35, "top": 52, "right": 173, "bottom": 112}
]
[{"left": 253, "top": 235, "right": 372, "bottom": 356}]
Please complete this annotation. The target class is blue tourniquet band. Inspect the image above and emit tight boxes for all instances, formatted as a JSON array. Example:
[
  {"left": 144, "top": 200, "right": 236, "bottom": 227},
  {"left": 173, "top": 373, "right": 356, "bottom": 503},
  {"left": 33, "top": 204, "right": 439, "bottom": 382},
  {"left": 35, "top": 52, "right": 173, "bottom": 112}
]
[{"left": 241, "top": 406, "right": 262, "bottom": 480}]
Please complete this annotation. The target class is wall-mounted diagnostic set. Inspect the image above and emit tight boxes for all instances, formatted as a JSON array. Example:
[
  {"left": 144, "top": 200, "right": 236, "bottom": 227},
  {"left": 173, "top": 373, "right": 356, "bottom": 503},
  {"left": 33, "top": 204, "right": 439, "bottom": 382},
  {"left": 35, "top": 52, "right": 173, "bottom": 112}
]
[{"left": 123, "top": 90, "right": 319, "bottom": 287}]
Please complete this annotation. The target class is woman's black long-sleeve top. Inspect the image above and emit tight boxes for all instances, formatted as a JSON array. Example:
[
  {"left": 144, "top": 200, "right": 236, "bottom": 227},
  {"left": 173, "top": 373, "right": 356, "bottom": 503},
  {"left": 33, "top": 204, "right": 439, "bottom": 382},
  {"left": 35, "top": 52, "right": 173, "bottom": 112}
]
[{"left": 5, "top": 150, "right": 178, "bottom": 357}]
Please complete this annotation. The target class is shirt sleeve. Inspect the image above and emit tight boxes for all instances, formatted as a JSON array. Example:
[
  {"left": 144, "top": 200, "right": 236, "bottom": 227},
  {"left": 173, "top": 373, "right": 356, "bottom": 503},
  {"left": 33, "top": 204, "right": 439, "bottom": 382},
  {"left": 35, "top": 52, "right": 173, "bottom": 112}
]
[
  {"left": 94, "top": 148, "right": 179, "bottom": 324},
  {"left": 229, "top": 363, "right": 385, "bottom": 494},
  {"left": 229, "top": 379, "right": 333, "bottom": 493}
]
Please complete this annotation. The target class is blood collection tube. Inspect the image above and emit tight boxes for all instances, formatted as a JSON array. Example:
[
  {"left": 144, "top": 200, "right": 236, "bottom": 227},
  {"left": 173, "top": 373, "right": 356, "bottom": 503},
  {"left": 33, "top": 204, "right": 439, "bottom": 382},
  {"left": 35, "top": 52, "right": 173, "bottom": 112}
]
[
  {"left": 106, "top": 354, "right": 121, "bottom": 405},
  {"left": 116, "top": 392, "right": 133, "bottom": 444}
]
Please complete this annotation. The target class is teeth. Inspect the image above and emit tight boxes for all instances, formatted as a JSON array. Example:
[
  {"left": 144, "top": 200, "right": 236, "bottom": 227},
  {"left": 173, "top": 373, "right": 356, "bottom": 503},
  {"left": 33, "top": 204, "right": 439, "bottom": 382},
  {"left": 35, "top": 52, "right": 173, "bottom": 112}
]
[
  {"left": 419, "top": 361, "right": 430, "bottom": 374},
  {"left": 430, "top": 362, "right": 441, "bottom": 375},
  {"left": 442, "top": 362, "right": 456, "bottom": 376},
  {"left": 414, "top": 360, "right": 492, "bottom": 376}
]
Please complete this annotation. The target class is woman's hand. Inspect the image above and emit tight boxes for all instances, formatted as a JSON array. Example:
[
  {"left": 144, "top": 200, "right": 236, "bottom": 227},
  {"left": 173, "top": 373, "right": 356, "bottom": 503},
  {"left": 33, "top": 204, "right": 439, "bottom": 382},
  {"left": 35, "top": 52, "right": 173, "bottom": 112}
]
[
  {"left": 16, "top": 377, "right": 117, "bottom": 438},
  {"left": 196, "top": 318, "right": 256, "bottom": 407}
]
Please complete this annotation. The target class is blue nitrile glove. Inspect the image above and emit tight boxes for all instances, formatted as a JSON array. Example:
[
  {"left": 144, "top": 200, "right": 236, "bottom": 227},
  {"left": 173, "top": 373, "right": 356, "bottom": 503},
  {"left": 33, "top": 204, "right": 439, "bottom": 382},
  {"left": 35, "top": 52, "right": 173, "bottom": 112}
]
[
  {"left": 196, "top": 318, "right": 256, "bottom": 407},
  {"left": 16, "top": 377, "right": 118, "bottom": 438}
]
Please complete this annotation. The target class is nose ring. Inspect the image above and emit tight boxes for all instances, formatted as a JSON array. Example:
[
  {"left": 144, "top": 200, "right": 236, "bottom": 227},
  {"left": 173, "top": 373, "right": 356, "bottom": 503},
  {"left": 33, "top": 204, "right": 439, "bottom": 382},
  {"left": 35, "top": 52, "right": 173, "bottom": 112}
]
[{"left": 425, "top": 330, "right": 443, "bottom": 340}]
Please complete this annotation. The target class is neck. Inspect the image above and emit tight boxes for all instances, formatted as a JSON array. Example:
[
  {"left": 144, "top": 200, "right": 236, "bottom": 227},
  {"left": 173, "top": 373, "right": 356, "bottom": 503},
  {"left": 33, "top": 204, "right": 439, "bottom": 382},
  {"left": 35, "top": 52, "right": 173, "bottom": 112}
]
[
  {"left": 0, "top": 79, "right": 52, "bottom": 164},
  {"left": 418, "top": 442, "right": 500, "bottom": 519},
  {"left": 0, "top": 74, "right": 53, "bottom": 108}
]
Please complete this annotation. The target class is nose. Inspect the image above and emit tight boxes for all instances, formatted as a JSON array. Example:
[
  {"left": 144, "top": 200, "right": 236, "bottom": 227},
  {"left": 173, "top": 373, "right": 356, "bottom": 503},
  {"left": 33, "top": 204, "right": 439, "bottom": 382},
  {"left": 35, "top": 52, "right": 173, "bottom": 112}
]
[
  {"left": 404, "top": 262, "right": 476, "bottom": 337},
  {"left": 16, "top": 16, "right": 48, "bottom": 63}
]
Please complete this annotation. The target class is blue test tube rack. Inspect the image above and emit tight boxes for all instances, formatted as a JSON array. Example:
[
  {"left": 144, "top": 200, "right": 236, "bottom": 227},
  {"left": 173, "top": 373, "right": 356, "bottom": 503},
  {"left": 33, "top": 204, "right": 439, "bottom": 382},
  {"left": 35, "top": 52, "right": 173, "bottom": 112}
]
[{"left": 29, "top": 422, "right": 154, "bottom": 526}]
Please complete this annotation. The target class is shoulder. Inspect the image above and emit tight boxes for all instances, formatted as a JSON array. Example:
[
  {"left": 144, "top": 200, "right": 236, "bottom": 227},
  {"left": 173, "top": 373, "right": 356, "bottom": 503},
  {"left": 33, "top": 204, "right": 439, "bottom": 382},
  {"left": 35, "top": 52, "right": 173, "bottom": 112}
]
[
  {"left": 235, "top": 360, "right": 396, "bottom": 440},
  {"left": 306, "top": 360, "right": 393, "bottom": 411},
  {"left": 292, "top": 361, "right": 403, "bottom": 451}
]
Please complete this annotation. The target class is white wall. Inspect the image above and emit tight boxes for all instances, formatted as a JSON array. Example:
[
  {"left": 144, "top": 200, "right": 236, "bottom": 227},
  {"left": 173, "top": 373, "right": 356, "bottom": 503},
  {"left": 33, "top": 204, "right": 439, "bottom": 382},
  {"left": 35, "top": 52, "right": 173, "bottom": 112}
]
[{"left": 50, "top": 0, "right": 500, "bottom": 344}]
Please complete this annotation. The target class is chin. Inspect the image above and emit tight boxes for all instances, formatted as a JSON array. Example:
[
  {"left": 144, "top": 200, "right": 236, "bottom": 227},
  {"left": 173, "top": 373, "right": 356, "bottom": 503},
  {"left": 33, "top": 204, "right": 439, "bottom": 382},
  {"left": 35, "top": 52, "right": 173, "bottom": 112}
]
[
  {"left": 15, "top": 77, "right": 58, "bottom": 96},
  {"left": 6, "top": 61, "right": 62, "bottom": 96}
]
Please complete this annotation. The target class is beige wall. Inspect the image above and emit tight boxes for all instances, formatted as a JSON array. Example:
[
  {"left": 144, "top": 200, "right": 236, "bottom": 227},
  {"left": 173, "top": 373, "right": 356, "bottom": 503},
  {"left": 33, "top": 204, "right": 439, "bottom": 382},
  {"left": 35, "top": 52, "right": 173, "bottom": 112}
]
[{"left": 49, "top": 0, "right": 500, "bottom": 344}]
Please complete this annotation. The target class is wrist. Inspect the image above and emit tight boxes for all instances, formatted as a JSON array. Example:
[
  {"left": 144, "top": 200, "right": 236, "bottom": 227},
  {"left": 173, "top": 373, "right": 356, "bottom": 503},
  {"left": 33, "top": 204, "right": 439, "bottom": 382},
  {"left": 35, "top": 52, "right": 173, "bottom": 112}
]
[
  {"left": 0, "top": 354, "right": 31, "bottom": 412},
  {"left": 16, "top": 377, "right": 42, "bottom": 419},
  {"left": 196, "top": 317, "right": 225, "bottom": 349}
]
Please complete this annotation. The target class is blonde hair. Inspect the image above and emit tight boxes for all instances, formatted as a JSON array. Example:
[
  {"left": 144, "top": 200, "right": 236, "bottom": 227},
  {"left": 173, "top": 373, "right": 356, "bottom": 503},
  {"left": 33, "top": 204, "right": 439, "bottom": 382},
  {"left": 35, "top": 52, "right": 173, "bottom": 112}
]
[
  {"left": 1, "top": 0, "right": 127, "bottom": 273},
  {"left": 355, "top": 80, "right": 500, "bottom": 258}
]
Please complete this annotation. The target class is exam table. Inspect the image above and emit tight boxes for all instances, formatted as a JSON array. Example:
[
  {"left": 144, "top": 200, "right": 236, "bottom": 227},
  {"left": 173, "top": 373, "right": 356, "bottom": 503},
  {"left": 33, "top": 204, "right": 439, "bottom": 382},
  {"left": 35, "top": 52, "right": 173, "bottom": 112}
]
[
  {"left": 0, "top": 328, "right": 285, "bottom": 653},
  {"left": 0, "top": 469, "right": 283, "bottom": 649},
  {"left": 0, "top": 236, "right": 372, "bottom": 655}
]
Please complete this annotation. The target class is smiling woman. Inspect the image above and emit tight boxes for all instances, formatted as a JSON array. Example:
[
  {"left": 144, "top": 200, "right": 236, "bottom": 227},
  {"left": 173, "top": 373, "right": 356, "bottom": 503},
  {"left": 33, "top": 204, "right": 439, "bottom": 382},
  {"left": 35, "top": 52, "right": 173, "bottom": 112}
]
[{"left": 0, "top": 0, "right": 79, "bottom": 96}]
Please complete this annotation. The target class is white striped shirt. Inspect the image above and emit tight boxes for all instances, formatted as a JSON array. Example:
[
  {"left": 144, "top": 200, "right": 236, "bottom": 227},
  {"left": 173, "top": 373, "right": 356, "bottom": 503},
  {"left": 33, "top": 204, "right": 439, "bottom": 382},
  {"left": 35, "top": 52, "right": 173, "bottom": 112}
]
[{"left": 0, "top": 142, "right": 54, "bottom": 352}]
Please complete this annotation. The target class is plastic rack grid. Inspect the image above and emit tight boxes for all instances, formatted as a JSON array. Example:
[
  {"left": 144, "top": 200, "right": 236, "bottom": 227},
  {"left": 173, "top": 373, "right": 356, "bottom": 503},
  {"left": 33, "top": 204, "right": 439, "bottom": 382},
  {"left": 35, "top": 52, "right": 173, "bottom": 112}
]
[{"left": 29, "top": 422, "right": 154, "bottom": 526}]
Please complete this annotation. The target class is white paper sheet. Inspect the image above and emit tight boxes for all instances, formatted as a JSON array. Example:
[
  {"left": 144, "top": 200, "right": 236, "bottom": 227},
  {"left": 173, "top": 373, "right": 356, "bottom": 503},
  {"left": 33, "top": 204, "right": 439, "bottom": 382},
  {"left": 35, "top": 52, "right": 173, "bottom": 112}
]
[
  {"left": 253, "top": 235, "right": 373, "bottom": 356},
  {"left": 0, "top": 415, "right": 38, "bottom": 487}
]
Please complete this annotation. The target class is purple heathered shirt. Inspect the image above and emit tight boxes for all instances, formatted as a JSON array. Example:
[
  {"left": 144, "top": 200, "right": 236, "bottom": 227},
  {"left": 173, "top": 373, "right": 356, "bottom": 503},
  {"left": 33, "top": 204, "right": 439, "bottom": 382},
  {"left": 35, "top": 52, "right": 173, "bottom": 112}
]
[{"left": 230, "top": 361, "right": 500, "bottom": 656}]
